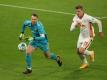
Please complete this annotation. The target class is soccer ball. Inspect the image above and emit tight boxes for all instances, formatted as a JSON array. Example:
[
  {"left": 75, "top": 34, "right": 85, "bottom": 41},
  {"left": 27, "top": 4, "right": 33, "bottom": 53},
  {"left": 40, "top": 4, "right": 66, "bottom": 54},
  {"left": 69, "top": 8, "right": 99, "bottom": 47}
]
[{"left": 18, "top": 42, "right": 27, "bottom": 51}]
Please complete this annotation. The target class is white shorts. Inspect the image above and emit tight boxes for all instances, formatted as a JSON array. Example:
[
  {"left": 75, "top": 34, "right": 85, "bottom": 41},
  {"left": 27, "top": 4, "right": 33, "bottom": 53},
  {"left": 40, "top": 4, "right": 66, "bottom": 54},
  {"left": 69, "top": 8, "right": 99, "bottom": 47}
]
[{"left": 77, "top": 36, "right": 93, "bottom": 49}]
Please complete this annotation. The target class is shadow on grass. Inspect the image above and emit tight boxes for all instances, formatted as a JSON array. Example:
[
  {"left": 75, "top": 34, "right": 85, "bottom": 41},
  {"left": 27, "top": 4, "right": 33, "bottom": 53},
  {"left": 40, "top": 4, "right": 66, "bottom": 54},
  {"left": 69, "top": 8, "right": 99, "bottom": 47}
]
[
  {"left": 63, "top": 68, "right": 90, "bottom": 80},
  {"left": 90, "top": 64, "right": 107, "bottom": 72}
]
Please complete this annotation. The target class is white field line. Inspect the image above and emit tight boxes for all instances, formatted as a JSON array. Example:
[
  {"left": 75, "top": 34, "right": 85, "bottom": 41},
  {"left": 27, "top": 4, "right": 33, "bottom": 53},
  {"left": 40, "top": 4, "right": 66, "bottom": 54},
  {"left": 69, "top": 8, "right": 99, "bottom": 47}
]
[
  {"left": 0, "top": 3, "right": 75, "bottom": 15},
  {"left": 0, "top": 3, "right": 107, "bottom": 19}
]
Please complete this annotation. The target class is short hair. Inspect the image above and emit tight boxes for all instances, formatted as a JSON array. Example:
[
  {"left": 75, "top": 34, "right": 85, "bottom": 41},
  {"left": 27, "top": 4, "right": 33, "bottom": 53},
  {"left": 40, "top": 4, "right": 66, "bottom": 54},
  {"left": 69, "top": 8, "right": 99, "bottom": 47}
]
[
  {"left": 32, "top": 13, "right": 38, "bottom": 18},
  {"left": 75, "top": 5, "right": 83, "bottom": 10}
]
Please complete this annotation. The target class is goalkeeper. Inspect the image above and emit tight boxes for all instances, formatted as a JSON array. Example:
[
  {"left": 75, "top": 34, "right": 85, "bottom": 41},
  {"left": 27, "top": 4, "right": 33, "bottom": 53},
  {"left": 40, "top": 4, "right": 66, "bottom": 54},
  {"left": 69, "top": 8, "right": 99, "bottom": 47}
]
[{"left": 19, "top": 13, "right": 62, "bottom": 74}]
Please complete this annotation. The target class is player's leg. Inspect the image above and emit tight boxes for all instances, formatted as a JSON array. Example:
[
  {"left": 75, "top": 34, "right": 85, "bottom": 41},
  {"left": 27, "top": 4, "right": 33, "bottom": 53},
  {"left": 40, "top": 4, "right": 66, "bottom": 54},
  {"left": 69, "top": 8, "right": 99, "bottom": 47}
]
[
  {"left": 23, "top": 40, "right": 37, "bottom": 74},
  {"left": 44, "top": 51, "right": 57, "bottom": 60},
  {"left": 77, "top": 38, "right": 88, "bottom": 66},
  {"left": 77, "top": 38, "right": 89, "bottom": 69},
  {"left": 26, "top": 45, "right": 35, "bottom": 69},
  {"left": 83, "top": 39, "right": 95, "bottom": 62},
  {"left": 44, "top": 51, "right": 62, "bottom": 67},
  {"left": 39, "top": 43, "right": 62, "bottom": 66},
  {"left": 23, "top": 45, "right": 35, "bottom": 74},
  {"left": 78, "top": 47, "right": 89, "bottom": 69},
  {"left": 77, "top": 48, "right": 88, "bottom": 65},
  {"left": 78, "top": 39, "right": 94, "bottom": 69}
]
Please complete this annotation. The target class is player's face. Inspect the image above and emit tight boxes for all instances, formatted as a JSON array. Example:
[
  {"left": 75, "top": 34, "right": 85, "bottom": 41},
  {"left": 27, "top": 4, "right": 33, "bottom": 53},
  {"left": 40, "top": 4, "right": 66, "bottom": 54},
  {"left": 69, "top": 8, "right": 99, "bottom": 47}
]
[
  {"left": 31, "top": 16, "right": 38, "bottom": 25},
  {"left": 76, "top": 9, "right": 84, "bottom": 18}
]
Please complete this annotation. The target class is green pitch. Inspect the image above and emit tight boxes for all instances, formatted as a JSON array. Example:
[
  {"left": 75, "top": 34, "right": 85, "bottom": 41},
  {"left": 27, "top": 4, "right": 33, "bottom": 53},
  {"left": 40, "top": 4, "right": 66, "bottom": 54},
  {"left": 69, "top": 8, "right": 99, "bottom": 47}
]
[{"left": 0, "top": 0, "right": 107, "bottom": 80}]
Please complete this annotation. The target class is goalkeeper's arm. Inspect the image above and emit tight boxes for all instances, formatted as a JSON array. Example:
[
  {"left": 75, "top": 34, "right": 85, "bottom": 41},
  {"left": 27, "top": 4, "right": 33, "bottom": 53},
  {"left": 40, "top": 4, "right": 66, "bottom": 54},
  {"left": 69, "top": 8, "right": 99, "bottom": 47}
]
[
  {"left": 34, "top": 34, "right": 46, "bottom": 40},
  {"left": 19, "top": 32, "right": 24, "bottom": 40},
  {"left": 19, "top": 21, "right": 27, "bottom": 40}
]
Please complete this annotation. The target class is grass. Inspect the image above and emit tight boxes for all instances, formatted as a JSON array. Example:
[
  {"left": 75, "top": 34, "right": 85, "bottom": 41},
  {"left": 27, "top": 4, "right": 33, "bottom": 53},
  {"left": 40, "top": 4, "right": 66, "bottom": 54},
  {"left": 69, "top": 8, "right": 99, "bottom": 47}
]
[{"left": 0, "top": 0, "right": 107, "bottom": 80}]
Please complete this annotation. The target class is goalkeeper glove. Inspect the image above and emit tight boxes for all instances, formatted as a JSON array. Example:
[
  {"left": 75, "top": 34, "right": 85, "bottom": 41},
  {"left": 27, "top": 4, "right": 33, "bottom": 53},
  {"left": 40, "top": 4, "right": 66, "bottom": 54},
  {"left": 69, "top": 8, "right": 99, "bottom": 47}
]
[
  {"left": 24, "top": 37, "right": 33, "bottom": 41},
  {"left": 19, "top": 33, "right": 24, "bottom": 40}
]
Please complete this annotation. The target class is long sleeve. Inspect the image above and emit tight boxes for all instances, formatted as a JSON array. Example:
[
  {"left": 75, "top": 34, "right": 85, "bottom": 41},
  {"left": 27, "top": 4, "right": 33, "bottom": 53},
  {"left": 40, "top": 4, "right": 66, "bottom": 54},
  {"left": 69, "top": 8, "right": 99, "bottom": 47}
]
[
  {"left": 35, "top": 34, "right": 45, "bottom": 40},
  {"left": 70, "top": 21, "right": 77, "bottom": 31},
  {"left": 21, "top": 20, "right": 29, "bottom": 33},
  {"left": 70, "top": 15, "right": 78, "bottom": 31},
  {"left": 88, "top": 16, "right": 102, "bottom": 32},
  {"left": 34, "top": 22, "right": 46, "bottom": 40}
]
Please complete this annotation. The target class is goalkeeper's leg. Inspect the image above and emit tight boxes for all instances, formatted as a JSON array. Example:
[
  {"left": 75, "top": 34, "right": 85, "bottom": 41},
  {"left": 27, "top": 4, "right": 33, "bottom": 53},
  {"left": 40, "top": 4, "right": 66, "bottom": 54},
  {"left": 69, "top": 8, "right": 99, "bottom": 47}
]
[
  {"left": 40, "top": 43, "right": 62, "bottom": 67},
  {"left": 23, "top": 45, "right": 35, "bottom": 74},
  {"left": 44, "top": 51, "right": 62, "bottom": 67}
]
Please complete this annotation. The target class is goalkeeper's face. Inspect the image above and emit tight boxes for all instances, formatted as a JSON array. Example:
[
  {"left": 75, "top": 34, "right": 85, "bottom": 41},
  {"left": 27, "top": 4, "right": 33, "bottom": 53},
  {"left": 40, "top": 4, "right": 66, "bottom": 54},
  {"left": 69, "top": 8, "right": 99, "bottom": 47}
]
[{"left": 31, "top": 16, "right": 38, "bottom": 25}]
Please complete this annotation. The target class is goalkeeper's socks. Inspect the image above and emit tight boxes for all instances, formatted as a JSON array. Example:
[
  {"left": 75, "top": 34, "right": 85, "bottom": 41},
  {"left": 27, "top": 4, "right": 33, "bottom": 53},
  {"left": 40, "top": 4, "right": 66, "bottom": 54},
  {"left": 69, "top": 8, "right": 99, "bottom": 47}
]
[
  {"left": 26, "top": 54, "right": 32, "bottom": 69},
  {"left": 50, "top": 53, "right": 57, "bottom": 60}
]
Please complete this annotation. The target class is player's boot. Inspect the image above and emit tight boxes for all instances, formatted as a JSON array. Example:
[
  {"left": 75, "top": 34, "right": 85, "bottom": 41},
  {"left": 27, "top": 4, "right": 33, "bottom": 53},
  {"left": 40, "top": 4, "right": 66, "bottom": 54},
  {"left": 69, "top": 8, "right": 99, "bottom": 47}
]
[
  {"left": 89, "top": 51, "right": 95, "bottom": 63},
  {"left": 56, "top": 55, "right": 62, "bottom": 67},
  {"left": 23, "top": 68, "right": 32, "bottom": 74},
  {"left": 80, "top": 64, "right": 88, "bottom": 69}
]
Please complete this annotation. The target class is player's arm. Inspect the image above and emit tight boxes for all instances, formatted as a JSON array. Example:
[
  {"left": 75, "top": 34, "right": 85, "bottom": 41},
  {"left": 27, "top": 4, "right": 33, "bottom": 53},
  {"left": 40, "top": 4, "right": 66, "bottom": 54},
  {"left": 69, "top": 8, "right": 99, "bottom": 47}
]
[
  {"left": 35, "top": 34, "right": 45, "bottom": 40},
  {"left": 34, "top": 23, "right": 46, "bottom": 40},
  {"left": 88, "top": 16, "right": 104, "bottom": 37},
  {"left": 70, "top": 21, "right": 77, "bottom": 31},
  {"left": 19, "top": 21, "right": 28, "bottom": 40},
  {"left": 70, "top": 16, "right": 78, "bottom": 31}
]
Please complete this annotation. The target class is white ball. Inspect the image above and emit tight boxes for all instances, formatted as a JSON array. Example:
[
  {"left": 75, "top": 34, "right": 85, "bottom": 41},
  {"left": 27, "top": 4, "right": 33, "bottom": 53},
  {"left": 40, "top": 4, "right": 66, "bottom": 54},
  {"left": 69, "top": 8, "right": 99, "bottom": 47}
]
[{"left": 18, "top": 42, "right": 27, "bottom": 51}]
